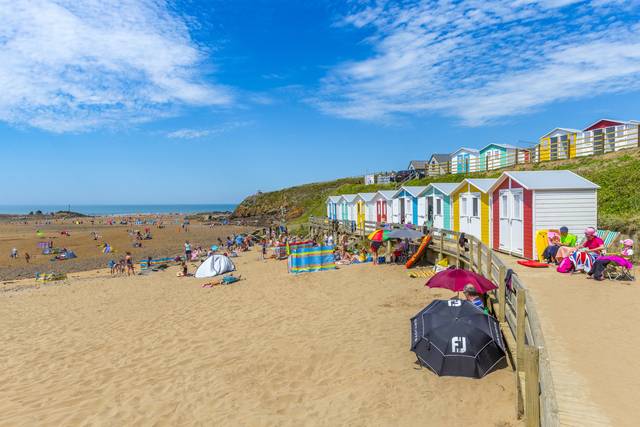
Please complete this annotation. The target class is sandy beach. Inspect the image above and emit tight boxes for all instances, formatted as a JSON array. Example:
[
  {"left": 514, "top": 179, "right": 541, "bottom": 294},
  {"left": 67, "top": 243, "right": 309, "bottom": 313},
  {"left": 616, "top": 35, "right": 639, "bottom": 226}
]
[
  {"left": 0, "top": 218, "right": 252, "bottom": 281},
  {"left": 1, "top": 247, "right": 518, "bottom": 426}
]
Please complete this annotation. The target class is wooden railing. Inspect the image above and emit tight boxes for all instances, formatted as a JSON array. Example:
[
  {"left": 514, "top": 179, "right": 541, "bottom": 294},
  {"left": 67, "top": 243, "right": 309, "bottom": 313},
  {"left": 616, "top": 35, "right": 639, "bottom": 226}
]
[
  {"left": 306, "top": 217, "right": 559, "bottom": 427},
  {"left": 428, "top": 228, "right": 558, "bottom": 427}
]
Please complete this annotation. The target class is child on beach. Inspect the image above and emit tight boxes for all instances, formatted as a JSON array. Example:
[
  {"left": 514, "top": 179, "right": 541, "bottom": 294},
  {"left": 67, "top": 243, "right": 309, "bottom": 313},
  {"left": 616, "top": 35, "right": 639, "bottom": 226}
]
[{"left": 261, "top": 239, "right": 267, "bottom": 260}]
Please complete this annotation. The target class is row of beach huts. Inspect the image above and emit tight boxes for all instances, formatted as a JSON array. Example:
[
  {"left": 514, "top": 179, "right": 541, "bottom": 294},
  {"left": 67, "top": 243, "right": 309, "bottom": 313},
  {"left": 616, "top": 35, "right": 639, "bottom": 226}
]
[
  {"left": 371, "top": 118, "right": 640, "bottom": 181},
  {"left": 327, "top": 170, "right": 599, "bottom": 260}
]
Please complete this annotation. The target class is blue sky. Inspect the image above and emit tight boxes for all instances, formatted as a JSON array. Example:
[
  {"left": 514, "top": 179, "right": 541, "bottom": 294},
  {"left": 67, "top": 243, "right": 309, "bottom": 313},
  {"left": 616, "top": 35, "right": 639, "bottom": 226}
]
[{"left": 2, "top": 0, "right": 640, "bottom": 204}]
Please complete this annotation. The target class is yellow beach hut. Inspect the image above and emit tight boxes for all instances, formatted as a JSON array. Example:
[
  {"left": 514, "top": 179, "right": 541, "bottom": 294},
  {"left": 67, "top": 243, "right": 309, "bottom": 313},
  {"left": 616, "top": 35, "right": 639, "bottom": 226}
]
[{"left": 451, "top": 178, "right": 497, "bottom": 245}]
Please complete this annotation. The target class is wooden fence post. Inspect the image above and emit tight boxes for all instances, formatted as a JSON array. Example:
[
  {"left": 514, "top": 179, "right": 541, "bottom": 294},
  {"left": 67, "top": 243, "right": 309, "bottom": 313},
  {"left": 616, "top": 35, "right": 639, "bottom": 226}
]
[
  {"left": 516, "top": 291, "right": 526, "bottom": 371},
  {"left": 516, "top": 290, "right": 527, "bottom": 418},
  {"left": 525, "top": 346, "right": 540, "bottom": 427},
  {"left": 456, "top": 236, "right": 461, "bottom": 268},
  {"left": 439, "top": 231, "right": 444, "bottom": 261},
  {"left": 498, "top": 266, "right": 506, "bottom": 323},
  {"left": 469, "top": 239, "right": 474, "bottom": 271},
  {"left": 477, "top": 242, "right": 482, "bottom": 276},
  {"left": 487, "top": 251, "right": 493, "bottom": 282}
]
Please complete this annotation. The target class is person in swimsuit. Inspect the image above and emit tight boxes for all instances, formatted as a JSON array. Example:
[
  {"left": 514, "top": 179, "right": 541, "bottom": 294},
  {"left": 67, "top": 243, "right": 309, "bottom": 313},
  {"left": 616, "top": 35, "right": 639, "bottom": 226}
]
[{"left": 125, "top": 252, "right": 134, "bottom": 276}]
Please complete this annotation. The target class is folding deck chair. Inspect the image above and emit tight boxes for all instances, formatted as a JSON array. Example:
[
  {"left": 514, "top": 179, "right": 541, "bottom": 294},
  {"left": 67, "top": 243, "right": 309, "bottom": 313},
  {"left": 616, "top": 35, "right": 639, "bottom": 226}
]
[{"left": 605, "top": 261, "right": 635, "bottom": 281}]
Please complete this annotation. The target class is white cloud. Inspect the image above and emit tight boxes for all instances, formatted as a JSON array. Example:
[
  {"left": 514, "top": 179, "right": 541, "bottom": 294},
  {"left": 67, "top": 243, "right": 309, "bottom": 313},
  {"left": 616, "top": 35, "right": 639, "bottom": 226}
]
[
  {"left": 316, "top": 0, "right": 640, "bottom": 125},
  {"left": 166, "top": 121, "right": 251, "bottom": 139},
  {"left": 0, "top": 0, "right": 232, "bottom": 132}
]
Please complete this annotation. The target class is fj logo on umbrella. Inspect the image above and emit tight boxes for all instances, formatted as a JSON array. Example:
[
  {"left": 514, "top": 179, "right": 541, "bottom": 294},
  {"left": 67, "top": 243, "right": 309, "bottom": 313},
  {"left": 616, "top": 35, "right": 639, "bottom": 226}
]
[
  {"left": 451, "top": 337, "right": 467, "bottom": 353},
  {"left": 448, "top": 300, "right": 462, "bottom": 307}
]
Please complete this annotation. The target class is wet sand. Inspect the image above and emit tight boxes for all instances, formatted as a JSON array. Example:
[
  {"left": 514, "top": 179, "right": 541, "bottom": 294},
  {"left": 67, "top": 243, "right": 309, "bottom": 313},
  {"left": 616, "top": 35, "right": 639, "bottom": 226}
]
[{"left": 0, "top": 251, "right": 518, "bottom": 426}]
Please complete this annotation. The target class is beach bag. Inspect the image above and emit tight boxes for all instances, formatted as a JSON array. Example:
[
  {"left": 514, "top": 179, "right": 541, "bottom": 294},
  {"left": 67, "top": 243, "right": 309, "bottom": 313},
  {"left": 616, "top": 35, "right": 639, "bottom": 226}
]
[{"left": 557, "top": 257, "right": 573, "bottom": 273}]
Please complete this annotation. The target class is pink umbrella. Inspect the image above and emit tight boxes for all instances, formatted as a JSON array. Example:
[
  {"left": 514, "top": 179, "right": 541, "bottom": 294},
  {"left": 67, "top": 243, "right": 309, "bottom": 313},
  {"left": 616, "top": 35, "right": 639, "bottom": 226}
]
[{"left": 426, "top": 268, "right": 497, "bottom": 294}]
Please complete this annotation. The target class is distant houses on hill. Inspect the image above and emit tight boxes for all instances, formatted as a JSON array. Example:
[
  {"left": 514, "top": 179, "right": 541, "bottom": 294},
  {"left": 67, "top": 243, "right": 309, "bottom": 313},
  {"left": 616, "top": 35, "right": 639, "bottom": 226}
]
[{"left": 363, "top": 117, "right": 639, "bottom": 184}]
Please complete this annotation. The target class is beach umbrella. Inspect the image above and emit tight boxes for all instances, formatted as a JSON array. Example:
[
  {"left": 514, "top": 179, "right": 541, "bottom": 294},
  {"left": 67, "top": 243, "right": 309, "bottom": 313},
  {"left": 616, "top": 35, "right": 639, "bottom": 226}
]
[
  {"left": 387, "top": 228, "right": 424, "bottom": 240},
  {"left": 367, "top": 229, "right": 390, "bottom": 242},
  {"left": 426, "top": 268, "right": 497, "bottom": 294},
  {"left": 410, "top": 299, "right": 506, "bottom": 378}
]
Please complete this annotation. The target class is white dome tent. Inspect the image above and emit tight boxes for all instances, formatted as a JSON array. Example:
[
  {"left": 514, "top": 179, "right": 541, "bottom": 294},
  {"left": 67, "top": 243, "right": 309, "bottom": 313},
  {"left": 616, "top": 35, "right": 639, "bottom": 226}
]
[{"left": 195, "top": 255, "right": 236, "bottom": 278}]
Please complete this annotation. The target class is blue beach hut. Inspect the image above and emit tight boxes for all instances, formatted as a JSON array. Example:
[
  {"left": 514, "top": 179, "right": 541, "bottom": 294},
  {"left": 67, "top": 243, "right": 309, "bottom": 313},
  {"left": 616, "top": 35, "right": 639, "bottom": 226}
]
[
  {"left": 394, "top": 186, "right": 427, "bottom": 225},
  {"left": 421, "top": 183, "right": 459, "bottom": 230}
]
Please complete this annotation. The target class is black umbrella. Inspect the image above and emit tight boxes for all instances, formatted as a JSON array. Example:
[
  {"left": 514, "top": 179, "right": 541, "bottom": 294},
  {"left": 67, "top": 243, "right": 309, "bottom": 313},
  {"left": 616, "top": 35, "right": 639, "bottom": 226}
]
[
  {"left": 410, "top": 299, "right": 506, "bottom": 378},
  {"left": 387, "top": 228, "right": 424, "bottom": 240}
]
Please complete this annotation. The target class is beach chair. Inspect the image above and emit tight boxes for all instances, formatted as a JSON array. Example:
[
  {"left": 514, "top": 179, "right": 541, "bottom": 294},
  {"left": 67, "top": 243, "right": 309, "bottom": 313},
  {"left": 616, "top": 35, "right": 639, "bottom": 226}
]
[
  {"left": 605, "top": 255, "right": 635, "bottom": 281},
  {"left": 596, "top": 229, "right": 620, "bottom": 254}
]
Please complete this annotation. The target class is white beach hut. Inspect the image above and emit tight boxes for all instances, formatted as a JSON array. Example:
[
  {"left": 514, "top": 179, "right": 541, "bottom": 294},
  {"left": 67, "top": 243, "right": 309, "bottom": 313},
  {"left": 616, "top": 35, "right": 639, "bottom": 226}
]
[
  {"left": 488, "top": 170, "right": 599, "bottom": 259},
  {"left": 326, "top": 196, "right": 341, "bottom": 220},
  {"left": 354, "top": 193, "right": 377, "bottom": 229},
  {"left": 372, "top": 190, "right": 396, "bottom": 224},
  {"left": 450, "top": 148, "right": 480, "bottom": 174},
  {"left": 339, "top": 194, "right": 358, "bottom": 222}
]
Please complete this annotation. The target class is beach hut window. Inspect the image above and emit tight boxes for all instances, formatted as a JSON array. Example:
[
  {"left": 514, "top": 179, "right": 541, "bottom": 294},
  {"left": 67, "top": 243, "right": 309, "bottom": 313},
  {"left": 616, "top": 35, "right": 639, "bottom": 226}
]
[
  {"left": 436, "top": 198, "right": 442, "bottom": 215},
  {"left": 461, "top": 197, "right": 468, "bottom": 216},
  {"left": 501, "top": 194, "right": 508, "bottom": 217},
  {"left": 472, "top": 197, "right": 479, "bottom": 217},
  {"left": 512, "top": 193, "right": 522, "bottom": 220}
]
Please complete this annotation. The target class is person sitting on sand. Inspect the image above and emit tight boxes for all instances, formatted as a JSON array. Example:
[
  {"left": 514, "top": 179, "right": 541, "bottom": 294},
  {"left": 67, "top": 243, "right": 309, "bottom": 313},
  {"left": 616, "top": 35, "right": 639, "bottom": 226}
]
[
  {"left": 463, "top": 284, "right": 484, "bottom": 310},
  {"left": 546, "top": 226, "right": 577, "bottom": 263}
]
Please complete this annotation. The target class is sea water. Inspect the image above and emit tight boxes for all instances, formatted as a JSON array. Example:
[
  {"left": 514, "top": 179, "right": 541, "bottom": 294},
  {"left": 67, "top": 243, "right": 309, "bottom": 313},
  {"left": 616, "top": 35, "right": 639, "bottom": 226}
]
[{"left": 0, "top": 204, "right": 237, "bottom": 216}]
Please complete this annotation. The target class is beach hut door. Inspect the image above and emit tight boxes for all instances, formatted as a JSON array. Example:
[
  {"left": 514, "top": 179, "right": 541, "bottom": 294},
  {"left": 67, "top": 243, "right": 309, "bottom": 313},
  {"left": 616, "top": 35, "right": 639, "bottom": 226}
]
[
  {"left": 468, "top": 194, "right": 481, "bottom": 239},
  {"left": 433, "top": 196, "right": 444, "bottom": 229},
  {"left": 499, "top": 189, "right": 524, "bottom": 254}
]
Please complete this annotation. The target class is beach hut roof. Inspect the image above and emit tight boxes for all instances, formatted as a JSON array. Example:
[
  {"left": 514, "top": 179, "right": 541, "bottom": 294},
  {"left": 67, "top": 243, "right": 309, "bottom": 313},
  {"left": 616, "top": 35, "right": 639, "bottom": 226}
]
[
  {"left": 408, "top": 160, "right": 428, "bottom": 169},
  {"left": 450, "top": 147, "right": 480, "bottom": 156},
  {"left": 397, "top": 186, "right": 428, "bottom": 198},
  {"left": 340, "top": 194, "right": 358, "bottom": 203},
  {"left": 454, "top": 178, "right": 498, "bottom": 194},
  {"left": 583, "top": 118, "right": 635, "bottom": 131},
  {"left": 429, "top": 153, "right": 450, "bottom": 163},
  {"left": 355, "top": 192, "right": 377, "bottom": 202},
  {"left": 375, "top": 190, "right": 397, "bottom": 201},
  {"left": 327, "top": 196, "right": 342, "bottom": 203},
  {"left": 489, "top": 170, "right": 600, "bottom": 192},
  {"left": 480, "top": 143, "right": 518, "bottom": 151},
  {"left": 540, "top": 127, "right": 582, "bottom": 138},
  {"left": 427, "top": 182, "right": 460, "bottom": 195}
]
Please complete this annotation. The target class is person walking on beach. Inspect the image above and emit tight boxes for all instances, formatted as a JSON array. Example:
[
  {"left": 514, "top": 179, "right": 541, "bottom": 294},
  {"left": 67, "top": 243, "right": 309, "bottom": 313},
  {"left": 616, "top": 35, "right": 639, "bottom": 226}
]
[
  {"left": 261, "top": 239, "right": 267, "bottom": 260},
  {"left": 24, "top": 252, "right": 30, "bottom": 264},
  {"left": 125, "top": 252, "right": 134, "bottom": 276},
  {"left": 184, "top": 241, "right": 192, "bottom": 261},
  {"left": 10, "top": 247, "right": 18, "bottom": 259}
]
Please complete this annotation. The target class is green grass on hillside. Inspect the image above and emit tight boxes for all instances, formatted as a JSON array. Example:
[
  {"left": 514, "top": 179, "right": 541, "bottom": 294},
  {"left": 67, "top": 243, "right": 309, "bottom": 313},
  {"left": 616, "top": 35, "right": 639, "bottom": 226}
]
[{"left": 234, "top": 148, "right": 640, "bottom": 236}]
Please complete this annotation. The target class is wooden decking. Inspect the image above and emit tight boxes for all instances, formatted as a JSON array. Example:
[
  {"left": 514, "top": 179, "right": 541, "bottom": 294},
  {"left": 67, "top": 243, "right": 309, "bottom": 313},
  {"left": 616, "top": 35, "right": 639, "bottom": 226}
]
[{"left": 497, "top": 254, "right": 639, "bottom": 427}]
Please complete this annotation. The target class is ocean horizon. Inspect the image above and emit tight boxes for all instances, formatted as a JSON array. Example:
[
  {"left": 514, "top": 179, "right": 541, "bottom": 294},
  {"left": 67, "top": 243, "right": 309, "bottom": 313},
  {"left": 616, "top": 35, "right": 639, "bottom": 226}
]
[{"left": 0, "top": 204, "right": 238, "bottom": 216}]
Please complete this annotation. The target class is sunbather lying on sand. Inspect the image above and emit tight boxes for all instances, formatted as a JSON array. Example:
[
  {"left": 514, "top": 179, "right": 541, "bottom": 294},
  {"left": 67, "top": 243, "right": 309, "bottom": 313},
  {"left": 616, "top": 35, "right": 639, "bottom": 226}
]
[{"left": 201, "top": 274, "right": 242, "bottom": 287}]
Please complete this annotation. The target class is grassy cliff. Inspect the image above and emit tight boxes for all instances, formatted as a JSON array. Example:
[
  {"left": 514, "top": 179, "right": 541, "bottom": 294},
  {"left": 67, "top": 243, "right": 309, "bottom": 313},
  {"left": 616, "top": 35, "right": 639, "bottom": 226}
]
[{"left": 233, "top": 148, "right": 640, "bottom": 235}]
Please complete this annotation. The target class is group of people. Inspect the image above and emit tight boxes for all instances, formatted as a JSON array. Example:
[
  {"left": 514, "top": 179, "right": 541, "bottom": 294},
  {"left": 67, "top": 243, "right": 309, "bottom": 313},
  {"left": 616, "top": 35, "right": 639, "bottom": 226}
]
[
  {"left": 9, "top": 248, "right": 30, "bottom": 263},
  {"left": 542, "top": 226, "right": 634, "bottom": 280},
  {"left": 108, "top": 252, "right": 135, "bottom": 276}
]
